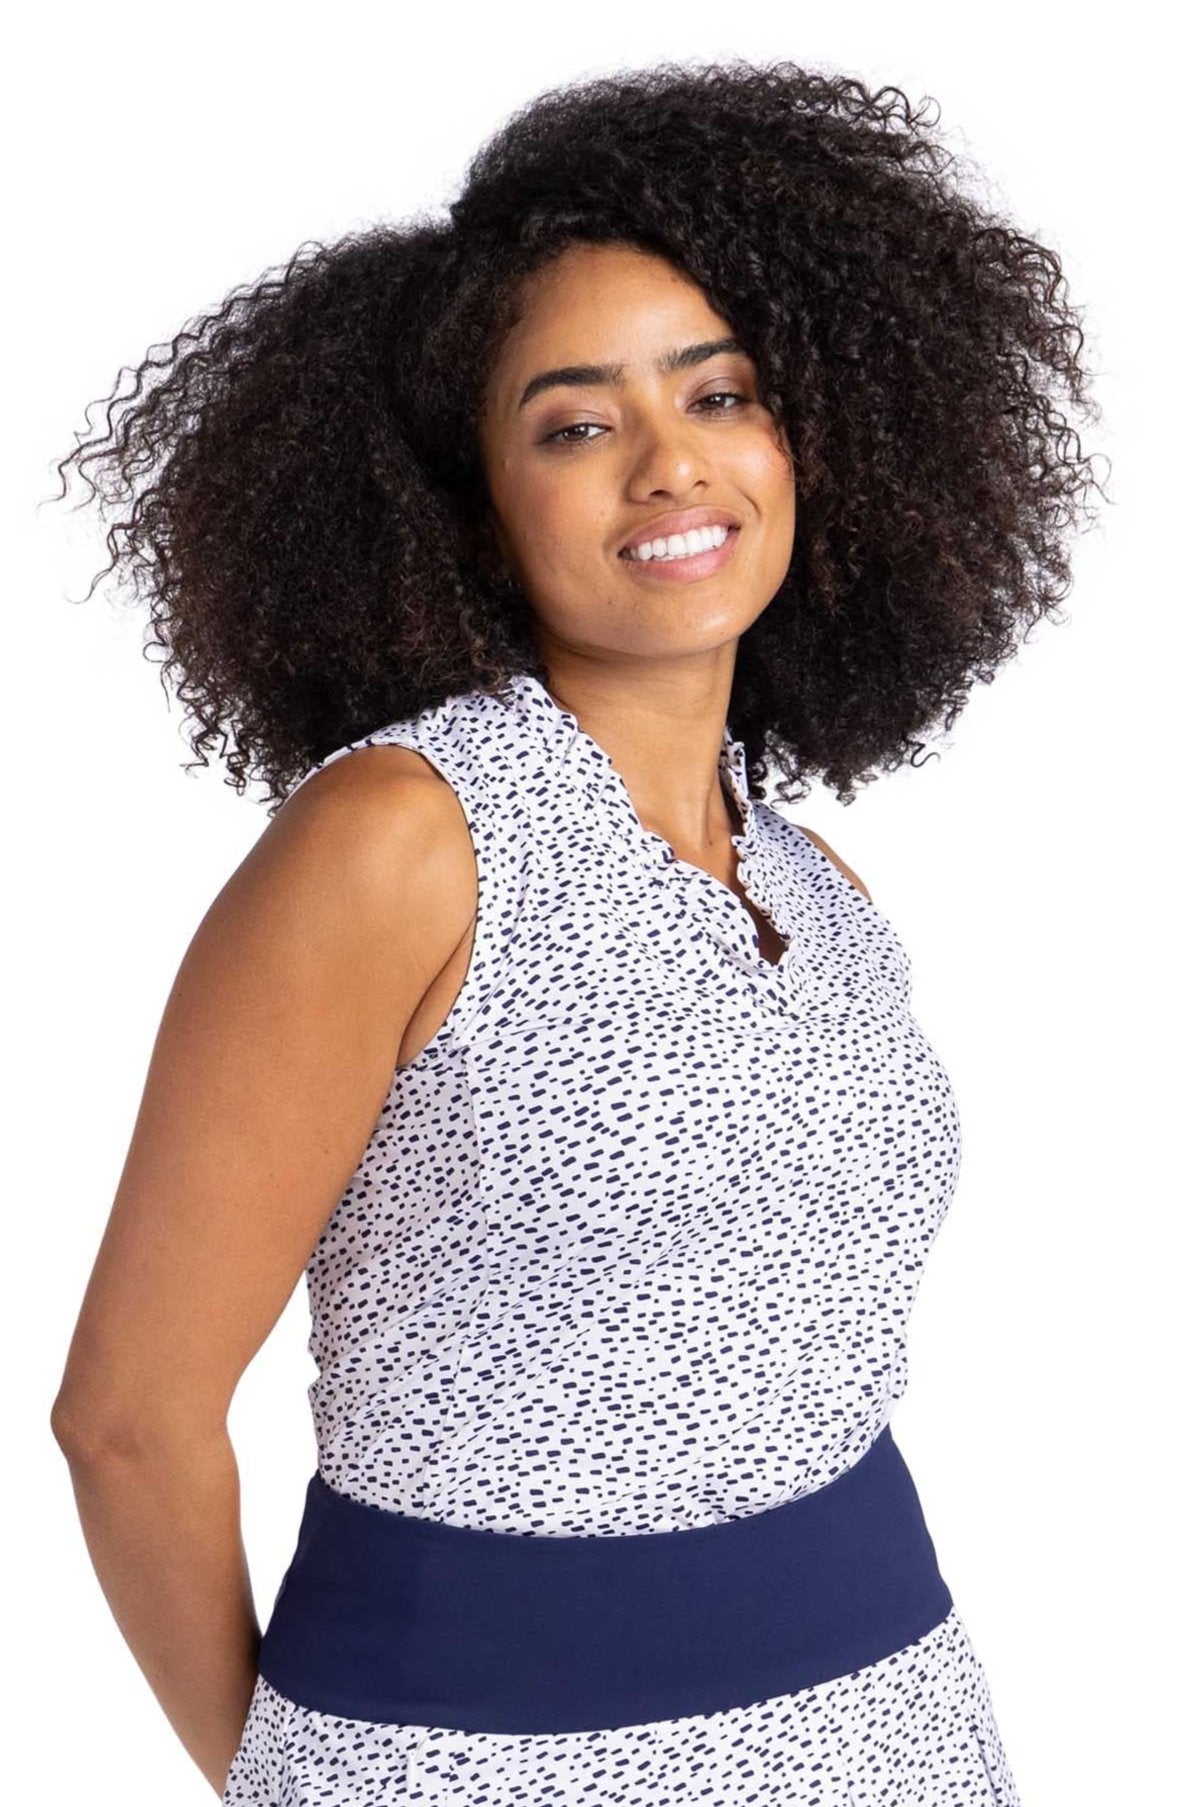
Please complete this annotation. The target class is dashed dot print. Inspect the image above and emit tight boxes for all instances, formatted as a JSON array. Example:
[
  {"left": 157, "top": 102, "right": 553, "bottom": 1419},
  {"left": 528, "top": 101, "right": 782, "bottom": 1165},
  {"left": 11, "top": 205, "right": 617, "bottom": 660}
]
[{"left": 222, "top": 671, "right": 1021, "bottom": 1805}]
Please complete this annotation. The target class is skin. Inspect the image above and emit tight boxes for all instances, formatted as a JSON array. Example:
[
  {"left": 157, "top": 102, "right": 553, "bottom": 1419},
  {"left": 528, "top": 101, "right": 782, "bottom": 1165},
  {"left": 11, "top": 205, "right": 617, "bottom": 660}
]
[
  {"left": 479, "top": 240, "right": 798, "bottom": 872},
  {"left": 49, "top": 238, "right": 870, "bottom": 1801},
  {"left": 419, "top": 239, "right": 868, "bottom": 1051}
]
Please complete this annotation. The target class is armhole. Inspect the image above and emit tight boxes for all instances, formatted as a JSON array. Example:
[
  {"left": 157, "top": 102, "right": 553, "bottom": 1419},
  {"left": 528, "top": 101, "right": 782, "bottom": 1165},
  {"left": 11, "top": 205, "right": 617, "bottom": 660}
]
[{"left": 287, "top": 724, "right": 521, "bottom": 1066}]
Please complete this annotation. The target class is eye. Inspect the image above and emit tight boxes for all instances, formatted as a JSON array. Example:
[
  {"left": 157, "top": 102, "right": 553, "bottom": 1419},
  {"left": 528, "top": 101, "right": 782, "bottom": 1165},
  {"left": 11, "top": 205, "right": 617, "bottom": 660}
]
[
  {"left": 542, "top": 420, "right": 606, "bottom": 446},
  {"left": 696, "top": 389, "right": 751, "bottom": 412},
  {"left": 540, "top": 389, "right": 753, "bottom": 447}
]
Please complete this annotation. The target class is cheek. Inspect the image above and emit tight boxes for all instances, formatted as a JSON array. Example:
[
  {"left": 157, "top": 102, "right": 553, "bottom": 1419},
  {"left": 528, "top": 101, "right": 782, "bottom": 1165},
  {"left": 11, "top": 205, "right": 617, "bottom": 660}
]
[
  {"left": 487, "top": 450, "right": 591, "bottom": 575},
  {"left": 519, "top": 477, "right": 609, "bottom": 572},
  {"left": 738, "top": 424, "right": 794, "bottom": 488},
  {"left": 769, "top": 432, "right": 798, "bottom": 491},
  {"left": 750, "top": 442, "right": 797, "bottom": 532}
]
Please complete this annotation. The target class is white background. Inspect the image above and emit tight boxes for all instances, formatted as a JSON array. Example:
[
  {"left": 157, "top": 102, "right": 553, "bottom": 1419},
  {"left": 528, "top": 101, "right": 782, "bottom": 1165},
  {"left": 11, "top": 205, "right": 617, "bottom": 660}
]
[{"left": 8, "top": 3, "right": 1198, "bottom": 1802}]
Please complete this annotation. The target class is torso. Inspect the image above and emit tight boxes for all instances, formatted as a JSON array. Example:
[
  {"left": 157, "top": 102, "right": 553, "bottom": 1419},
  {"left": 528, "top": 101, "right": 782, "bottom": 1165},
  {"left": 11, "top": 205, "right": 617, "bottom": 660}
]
[{"left": 396, "top": 808, "right": 787, "bottom": 1069}]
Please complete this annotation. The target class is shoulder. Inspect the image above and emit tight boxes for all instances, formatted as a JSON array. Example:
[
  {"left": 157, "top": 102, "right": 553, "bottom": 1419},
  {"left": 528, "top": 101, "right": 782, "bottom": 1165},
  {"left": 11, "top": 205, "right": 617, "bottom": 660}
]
[
  {"left": 274, "top": 733, "right": 473, "bottom": 896},
  {"left": 264, "top": 741, "right": 478, "bottom": 964},
  {"left": 286, "top": 738, "right": 461, "bottom": 815},
  {"left": 791, "top": 822, "right": 872, "bottom": 903}
]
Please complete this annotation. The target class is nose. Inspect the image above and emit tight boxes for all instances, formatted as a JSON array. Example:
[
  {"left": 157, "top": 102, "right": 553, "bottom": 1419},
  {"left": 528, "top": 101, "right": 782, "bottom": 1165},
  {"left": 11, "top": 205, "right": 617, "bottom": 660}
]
[{"left": 624, "top": 409, "right": 714, "bottom": 497}]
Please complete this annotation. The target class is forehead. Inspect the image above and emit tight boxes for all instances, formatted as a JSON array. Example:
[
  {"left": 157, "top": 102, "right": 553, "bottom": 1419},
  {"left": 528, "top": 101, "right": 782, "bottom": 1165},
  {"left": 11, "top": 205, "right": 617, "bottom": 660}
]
[
  {"left": 486, "top": 244, "right": 740, "bottom": 407},
  {"left": 512, "top": 243, "right": 725, "bottom": 338}
]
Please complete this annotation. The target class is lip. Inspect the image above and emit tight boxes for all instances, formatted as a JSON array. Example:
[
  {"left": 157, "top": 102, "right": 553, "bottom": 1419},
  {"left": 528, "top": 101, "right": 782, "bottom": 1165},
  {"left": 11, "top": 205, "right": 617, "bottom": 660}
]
[
  {"left": 617, "top": 522, "right": 741, "bottom": 584},
  {"left": 617, "top": 508, "right": 742, "bottom": 556}
]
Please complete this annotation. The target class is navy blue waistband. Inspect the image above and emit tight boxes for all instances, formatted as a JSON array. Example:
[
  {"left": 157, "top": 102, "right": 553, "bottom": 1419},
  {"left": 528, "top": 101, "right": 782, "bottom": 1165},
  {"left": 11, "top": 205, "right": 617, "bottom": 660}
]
[{"left": 256, "top": 1422, "right": 953, "bottom": 1734}]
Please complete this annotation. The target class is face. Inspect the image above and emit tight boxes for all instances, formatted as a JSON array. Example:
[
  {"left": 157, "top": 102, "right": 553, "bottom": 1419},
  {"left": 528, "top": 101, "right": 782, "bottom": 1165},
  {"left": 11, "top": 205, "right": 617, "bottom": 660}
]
[{"left": 477, "top": 242, "right": 797, "bottom": 671}]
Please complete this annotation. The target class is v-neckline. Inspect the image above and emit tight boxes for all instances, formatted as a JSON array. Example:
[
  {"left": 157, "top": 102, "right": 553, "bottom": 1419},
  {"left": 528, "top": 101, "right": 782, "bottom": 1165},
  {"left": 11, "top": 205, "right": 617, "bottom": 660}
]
[{"left": 503, "top": 670, "right": 797, "bottom": 975}]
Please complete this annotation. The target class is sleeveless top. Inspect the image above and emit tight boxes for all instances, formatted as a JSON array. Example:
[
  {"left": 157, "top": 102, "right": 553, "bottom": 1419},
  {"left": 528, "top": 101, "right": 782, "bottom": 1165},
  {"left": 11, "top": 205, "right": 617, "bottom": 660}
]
[{"left": 283, "top": 668, "right": 963, "bottom": 1537}]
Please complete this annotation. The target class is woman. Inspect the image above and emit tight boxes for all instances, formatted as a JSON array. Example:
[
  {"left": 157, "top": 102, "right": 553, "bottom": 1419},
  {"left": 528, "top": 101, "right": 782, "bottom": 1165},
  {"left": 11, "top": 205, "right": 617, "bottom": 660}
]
[{"left": 49, "top": 60, "right": 1103, "bottom": 1806}]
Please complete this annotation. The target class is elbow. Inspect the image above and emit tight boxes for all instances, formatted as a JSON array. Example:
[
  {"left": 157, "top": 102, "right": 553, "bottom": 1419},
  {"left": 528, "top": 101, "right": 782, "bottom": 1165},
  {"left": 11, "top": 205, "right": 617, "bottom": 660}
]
[
  {"left": 51, "top": 1391, "right": 230, "bottom": 1464},
  {"left": 50, "top": 1393, "right": 95, "bottom": 1459},
  {"left": 49, "top": 1390, "right": 121, "bottom": 1462},
  {"left": 50, "top": 1392, "right": 146, "bottom": 1464}
]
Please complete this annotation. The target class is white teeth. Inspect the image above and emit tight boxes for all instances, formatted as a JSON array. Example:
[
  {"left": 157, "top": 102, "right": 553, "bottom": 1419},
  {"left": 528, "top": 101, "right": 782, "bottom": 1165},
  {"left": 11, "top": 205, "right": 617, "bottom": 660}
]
[{"left": 624, "top": 523, "right": 731, "bottom": 562}]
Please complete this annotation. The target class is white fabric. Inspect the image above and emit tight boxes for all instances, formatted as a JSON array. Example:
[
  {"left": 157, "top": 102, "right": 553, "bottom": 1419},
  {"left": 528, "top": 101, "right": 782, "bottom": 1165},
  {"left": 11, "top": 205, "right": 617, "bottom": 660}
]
[{"left": 223, "top": 670, "right": 1021, "bottom": 1804}]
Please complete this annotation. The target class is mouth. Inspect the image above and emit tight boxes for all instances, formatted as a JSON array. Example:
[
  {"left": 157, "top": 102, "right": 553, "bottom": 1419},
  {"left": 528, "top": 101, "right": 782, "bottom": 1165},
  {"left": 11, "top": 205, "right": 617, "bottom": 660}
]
[{"left": 617, "top": 524, "right": 741, "bottom": 584}]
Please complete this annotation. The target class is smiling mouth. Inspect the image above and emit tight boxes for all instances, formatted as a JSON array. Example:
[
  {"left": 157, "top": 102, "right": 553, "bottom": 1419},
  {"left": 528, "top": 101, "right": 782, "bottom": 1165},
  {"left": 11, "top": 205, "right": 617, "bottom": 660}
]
[
  {"left": 618, "top": 524, "right": 738, "bottom": 563},
  {"left": 616, "top": 524, "right": 741, "bottom": 581}
]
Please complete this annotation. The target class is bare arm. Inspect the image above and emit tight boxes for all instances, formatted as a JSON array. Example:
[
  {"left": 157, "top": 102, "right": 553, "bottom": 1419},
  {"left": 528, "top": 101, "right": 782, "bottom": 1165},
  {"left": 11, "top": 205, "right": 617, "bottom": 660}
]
[{"left": 49, "top": 745, "right": 475, "bottom": 1797}]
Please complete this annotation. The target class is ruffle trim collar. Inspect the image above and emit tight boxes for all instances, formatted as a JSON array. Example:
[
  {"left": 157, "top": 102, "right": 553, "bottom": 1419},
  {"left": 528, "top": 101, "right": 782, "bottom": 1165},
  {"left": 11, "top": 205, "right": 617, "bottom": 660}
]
[{"left": 497, "top": 669, "right": 794, "bottom": 980}]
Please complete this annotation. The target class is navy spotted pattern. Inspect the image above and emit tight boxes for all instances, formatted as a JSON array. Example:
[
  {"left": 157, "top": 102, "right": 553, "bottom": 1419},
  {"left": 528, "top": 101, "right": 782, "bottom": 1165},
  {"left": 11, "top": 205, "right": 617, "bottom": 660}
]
[{"left": 223, "top": 671, "right": 1021, "bottom": 1804}]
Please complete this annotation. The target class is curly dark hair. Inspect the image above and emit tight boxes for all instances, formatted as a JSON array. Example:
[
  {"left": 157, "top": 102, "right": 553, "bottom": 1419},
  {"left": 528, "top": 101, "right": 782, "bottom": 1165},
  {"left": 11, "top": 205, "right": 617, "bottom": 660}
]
[{"left": 48, "top": 58, "right": 1108, "bottom": 812}]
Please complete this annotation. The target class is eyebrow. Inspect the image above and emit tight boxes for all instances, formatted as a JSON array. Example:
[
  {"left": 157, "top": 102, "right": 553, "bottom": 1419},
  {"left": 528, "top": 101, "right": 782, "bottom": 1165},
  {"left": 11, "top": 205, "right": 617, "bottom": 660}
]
[{"left": 516, "top": 337, "right": 748, "bottom": 412}]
